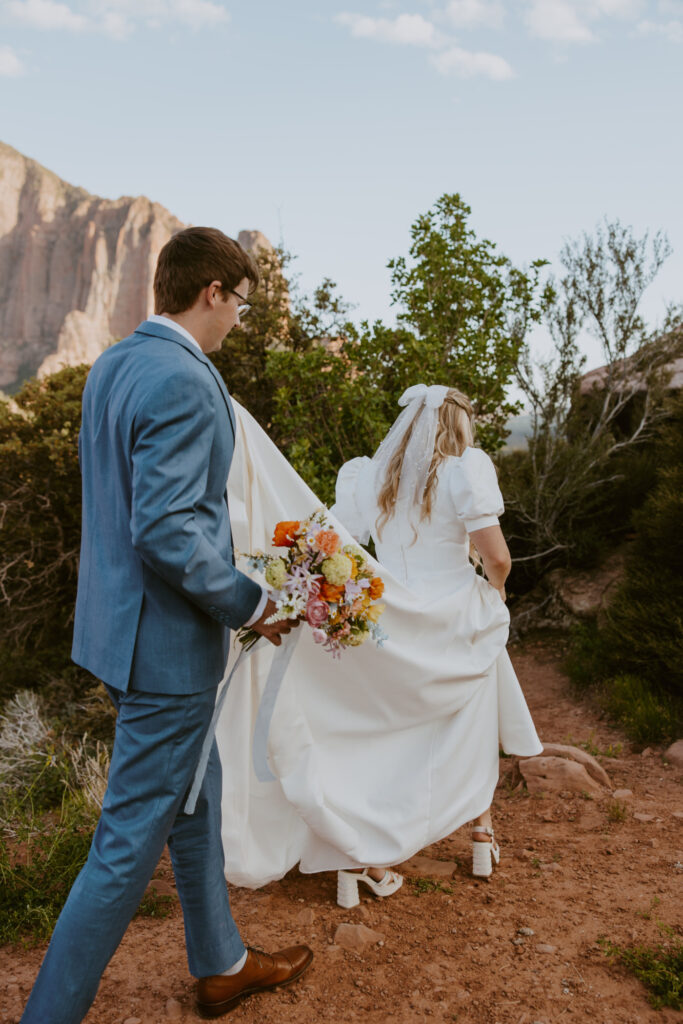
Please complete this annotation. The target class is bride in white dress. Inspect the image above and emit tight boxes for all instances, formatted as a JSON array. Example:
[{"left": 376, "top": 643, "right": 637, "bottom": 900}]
[{"left": 216, "top": 383, "right": 543, "bottom": 905}]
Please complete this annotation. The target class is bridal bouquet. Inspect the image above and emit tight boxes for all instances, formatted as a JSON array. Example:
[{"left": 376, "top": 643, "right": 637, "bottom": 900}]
[{"left": 238, "top": 511, "right": 387, "bottom": 656}]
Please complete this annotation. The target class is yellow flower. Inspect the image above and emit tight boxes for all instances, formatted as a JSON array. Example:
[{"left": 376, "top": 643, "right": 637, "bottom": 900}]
[
  {"left": 265, "top": 558, "right": 288, "bottom": 590},
  {"left": 366, "top": 602, "right": 385, "bottom": 624},
  {"left": 321, "top": 552, "right": 353, "bottom": 586}
]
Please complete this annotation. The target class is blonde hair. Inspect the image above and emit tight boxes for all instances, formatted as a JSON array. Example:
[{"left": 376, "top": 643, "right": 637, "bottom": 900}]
[{"left": 376, "top": 388, "right": 475, "bottom": 538}]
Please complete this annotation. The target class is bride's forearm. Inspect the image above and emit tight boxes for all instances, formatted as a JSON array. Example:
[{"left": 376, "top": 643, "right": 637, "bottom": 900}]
[
  {"left": 469, "top": 525, "right": 511, "bottom": 589},
  {"left": 482, "top": 559, "right": 510, "bottom": 589}
]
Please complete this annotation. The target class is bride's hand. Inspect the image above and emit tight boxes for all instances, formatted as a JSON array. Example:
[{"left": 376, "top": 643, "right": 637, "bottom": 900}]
[{"left": 251, "top": 598, "right": 301, "bottom": 646}]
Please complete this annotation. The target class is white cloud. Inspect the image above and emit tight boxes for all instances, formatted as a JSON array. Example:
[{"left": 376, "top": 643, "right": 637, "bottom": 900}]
[
  {"left": 335, "top": 12, "right": 441, "bottom": 47},
  {"left": 170, "top": 0, "right": 228, "bottom": 27},
  {"left": 7, "top": 0, "right": 88, "bottom": 30},
  {"left": 91, "top": 0, "right": 229, "bottom": 35},
  {"left": 444, "top": 0, "right": 505, "bottom": 29},
  {"left": 0, "top": 44, "right": 26, "bottom": 75},
  {"left": 336, "top": 8, "right": 515, "bottom": 79},
  {"left": 590, "top": 0, "right": 642, "bottom": 16},
  {"left": 637, "top": 16, "right": 683, "bottom": 40},
  {"left": 5, "top": 0, "right": 229, "bottom": 35},
  {"left": 431, "top": 43, "right": 514, "bottom": 77},
  {"left": 524, "top": 0, "right": 648, "bottom": 42},
  {"left": 525, "top": 0, "right": 595, "bottom": 42}
]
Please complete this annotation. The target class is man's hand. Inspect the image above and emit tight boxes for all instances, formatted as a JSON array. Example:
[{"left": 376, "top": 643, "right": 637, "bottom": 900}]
[{"left": 250, "top": 598, "right": 301, "bottom": 647}]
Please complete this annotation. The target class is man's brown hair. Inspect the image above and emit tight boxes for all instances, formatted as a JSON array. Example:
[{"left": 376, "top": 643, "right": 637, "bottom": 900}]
[{"left": 153, "top": 227, "right": 259, "bottom": 314}]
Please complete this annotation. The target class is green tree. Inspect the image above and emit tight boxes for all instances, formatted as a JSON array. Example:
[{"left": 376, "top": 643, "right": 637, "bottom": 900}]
[
  {"left": 388, "top": 193, "right": 547, "bottom": 450},
  {"left": 210, "top": 244, "right": 351, "bottom": 433},
  {"left": 268, "top": 194, "right": 546, "bottom": 501}
]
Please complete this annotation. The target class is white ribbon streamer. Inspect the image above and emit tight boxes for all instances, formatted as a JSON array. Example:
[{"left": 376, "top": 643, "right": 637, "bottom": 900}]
[
  {"left": 252, "top": 629, "right": 300, "bottom": 782},
  {"left": 184, "top": 630, "right": 300, "bottom": 813}
]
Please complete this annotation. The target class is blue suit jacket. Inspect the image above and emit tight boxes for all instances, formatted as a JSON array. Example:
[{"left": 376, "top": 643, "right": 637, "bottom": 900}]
[{"left": 71, "top": 319, "right": 262, "bottom": 694}]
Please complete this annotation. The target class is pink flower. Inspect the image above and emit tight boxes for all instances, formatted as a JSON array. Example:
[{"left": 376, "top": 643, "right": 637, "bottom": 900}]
[
  {"left": 312, "top": 628, "right": 326, "bottom": 644},
  {"left": 306, "top": 598, "right": 329, "bottom": 629}
]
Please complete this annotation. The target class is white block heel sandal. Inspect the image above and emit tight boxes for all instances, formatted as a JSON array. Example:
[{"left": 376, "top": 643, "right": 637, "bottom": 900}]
[
  {"left": 336, "top": 868, "right": 403, "bottom": 908},
  {"left": 471, "top": 826, "right": 500, "bottom": 878}
]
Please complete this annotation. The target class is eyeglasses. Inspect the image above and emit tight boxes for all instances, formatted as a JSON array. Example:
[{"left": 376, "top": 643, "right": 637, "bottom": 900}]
[{"left": 228, "top": 288, "right": 251, "bottom": 317}]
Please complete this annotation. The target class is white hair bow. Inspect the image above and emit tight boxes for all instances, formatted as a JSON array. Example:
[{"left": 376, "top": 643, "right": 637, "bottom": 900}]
[
  {"left": 398, "top": 384, "right": 450, "bottom": 409},
  {"left": 371, "top": 383, "right": 451, "bottom": 526}
]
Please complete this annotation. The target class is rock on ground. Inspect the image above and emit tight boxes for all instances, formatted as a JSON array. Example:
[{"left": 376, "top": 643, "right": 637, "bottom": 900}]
[
  {"left": 539, "top": 742, "right": 612, "bottom": 787},
  {"left": 334, "top": 923, "right": 384, "bottom": 952},
  {"left": 664, "top": 739, "right": 683, "bottom": 768},
  {"left": 519, "top": 755, "right": 606, "bottom": 797}
]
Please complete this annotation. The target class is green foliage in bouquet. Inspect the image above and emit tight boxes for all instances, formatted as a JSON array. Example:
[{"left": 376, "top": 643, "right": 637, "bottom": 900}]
[{"left": 0, "top": 366, "right": 92, "bottom": 702}]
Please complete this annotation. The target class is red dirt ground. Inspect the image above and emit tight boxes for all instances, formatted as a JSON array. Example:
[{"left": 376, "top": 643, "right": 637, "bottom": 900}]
[{"left": 2, "top": 638, "right": 682, "bottom": 1024}]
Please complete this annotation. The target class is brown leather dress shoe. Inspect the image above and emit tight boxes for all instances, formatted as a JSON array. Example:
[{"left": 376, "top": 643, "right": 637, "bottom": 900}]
[{"left": 196, "top": 945, "right": 314, "bottom": 1018}]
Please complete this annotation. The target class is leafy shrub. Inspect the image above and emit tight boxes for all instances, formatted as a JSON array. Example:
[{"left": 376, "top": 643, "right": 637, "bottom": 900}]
[
  {"left": 600, "top": 937, "right": 683, "bottom": 1010},
  {"left": 565, "top": 399, "right": 683, "bottom": 743},
  {"left": 600, "top": 675, "right": 678, "bottom": 747},
  {"left": 0, "top": 795, "right": 97, "bottom": 945},
  {"left": 0, "top": 366, "right": 90, "bottom": 703}
]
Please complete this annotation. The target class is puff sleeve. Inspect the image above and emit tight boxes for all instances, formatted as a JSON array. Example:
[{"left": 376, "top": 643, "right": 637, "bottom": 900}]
[
  {"left": 449, "top": 447, "right": 504, "bottom": 533},
  {"left": 330, "top": 457, "right": 372, "bottom": 544}
]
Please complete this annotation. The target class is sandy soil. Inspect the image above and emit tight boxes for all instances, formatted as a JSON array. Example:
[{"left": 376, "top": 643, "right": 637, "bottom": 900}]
[{"left": 2, "top": 638, "right": 682, "bottom": 1024}]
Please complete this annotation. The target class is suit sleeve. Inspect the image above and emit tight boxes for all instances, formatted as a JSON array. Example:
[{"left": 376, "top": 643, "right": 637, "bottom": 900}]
[{"left": 130, "top": 370, "right": 262, "bottom": 629}]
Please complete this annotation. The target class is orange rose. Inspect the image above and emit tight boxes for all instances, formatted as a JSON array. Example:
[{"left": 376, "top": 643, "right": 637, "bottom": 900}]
[
  {"left": 321, "top": 582, "right": 345, "bottom": 602},
  {"left": 315, "top": 529, "right": 341, "bottom": 557},
  {"left": 272, "top": 521, "right": 300, "bottom": 547},
  {"left": 368, "top": 577, "right": 384, "bottom": 600}
]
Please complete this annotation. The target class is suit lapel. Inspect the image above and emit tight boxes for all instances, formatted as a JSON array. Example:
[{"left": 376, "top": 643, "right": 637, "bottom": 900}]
[{"left": 205, "top": 360, "right": 237, "bottom": 438}]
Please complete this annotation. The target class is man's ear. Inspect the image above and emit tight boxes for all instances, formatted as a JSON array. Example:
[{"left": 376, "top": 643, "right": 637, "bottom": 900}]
[{"left": 206, "top": 281, "right": 223, "bottom": 309}]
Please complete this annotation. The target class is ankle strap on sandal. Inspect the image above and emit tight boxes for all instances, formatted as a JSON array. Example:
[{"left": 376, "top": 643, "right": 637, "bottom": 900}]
[{"left": 471, "top": 826, "right": 494, "bottom": 838}]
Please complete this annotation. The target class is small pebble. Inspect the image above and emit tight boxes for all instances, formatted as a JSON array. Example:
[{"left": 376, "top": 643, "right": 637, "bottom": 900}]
[
  {"left": 633, "top": 812, "right": 655, "bottom": 822},
  {"left": 518, "top": 927, "right": 535, "bottom": 936},
  {"left": 536, "top": 943, "right": 557, "bottom": 954},
  {"left": 165, "top": 997, "right": 182, "bottom": 1019}
]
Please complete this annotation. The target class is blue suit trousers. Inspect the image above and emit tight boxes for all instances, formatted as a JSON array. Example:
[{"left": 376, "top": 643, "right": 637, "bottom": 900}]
[{"left": 21, "top": 686, "right": 245, "bottom": 1024}]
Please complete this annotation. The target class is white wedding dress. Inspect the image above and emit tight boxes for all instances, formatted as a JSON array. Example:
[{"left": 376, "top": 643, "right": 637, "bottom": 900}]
[{"left": 218, "top": 402, "right": 543, "bottom": 888}]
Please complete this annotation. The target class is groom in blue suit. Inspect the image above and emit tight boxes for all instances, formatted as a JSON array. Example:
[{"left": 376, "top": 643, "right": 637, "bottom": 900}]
[{"left": 21, "top": 228, "right": 312, "bottom": 1023}]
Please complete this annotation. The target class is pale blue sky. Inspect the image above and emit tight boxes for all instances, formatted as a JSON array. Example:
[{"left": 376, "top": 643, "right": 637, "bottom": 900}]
[{"left": 2, "top": 0, "right": 682, "bottom": 369}]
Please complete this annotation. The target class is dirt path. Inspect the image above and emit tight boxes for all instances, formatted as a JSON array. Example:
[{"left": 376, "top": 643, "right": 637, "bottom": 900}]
[{"left": 2, "top": 640, "right": 681, "bottom": 1024}]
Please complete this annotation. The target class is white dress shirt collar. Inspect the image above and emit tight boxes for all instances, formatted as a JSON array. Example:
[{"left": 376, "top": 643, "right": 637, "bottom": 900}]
[{"left": 147, "top": 314, "right": 202, "bottom": 353}]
